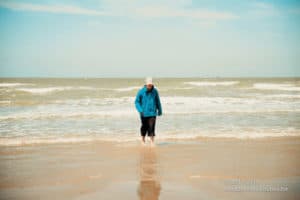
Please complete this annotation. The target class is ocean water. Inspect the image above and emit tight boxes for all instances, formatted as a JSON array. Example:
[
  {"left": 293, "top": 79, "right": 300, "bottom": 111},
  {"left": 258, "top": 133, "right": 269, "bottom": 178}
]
[{"left": 0, "top": 77, "right": 299, "bottom": 146}]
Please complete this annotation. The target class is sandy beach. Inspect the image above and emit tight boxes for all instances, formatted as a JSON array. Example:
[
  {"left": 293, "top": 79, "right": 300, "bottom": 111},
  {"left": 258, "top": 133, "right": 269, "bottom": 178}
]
[{"left": 0, "top": 136, "right": 299, "bottom": 200}]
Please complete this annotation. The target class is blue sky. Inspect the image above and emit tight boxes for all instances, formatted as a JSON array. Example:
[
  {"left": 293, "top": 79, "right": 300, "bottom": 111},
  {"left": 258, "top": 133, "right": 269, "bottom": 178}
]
[{"left": 0, "top": 0, "right": 299, "bottom": 77}]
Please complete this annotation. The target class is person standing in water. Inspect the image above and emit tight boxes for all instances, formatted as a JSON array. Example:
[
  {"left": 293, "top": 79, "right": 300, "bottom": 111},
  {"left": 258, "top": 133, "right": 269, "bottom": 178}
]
[{"left": 135, "top": 77, "right": 162, "bottom": 146}]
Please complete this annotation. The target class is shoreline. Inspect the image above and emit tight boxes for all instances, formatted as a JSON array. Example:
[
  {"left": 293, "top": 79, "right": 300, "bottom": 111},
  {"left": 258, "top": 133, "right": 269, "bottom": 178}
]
[{"left": 0, "top": 135, "right": 300, "bottom": 148}]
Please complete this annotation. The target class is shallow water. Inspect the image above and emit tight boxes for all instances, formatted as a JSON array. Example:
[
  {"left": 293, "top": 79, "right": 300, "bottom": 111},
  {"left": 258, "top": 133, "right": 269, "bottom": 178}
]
[{"left": 0, "top": 77, "right": 299, "bottom": 146}]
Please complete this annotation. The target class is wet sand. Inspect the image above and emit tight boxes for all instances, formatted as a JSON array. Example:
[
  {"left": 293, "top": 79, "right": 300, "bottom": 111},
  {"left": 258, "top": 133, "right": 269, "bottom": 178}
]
[{"left": 0, "top": 136, "right": 300, "bottom": 200}]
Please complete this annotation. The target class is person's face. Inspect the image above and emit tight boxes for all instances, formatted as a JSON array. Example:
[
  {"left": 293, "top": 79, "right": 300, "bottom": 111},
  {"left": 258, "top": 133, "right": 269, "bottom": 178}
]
[{"left": 146, "top": 84, "right": 153, "bottom": 91}]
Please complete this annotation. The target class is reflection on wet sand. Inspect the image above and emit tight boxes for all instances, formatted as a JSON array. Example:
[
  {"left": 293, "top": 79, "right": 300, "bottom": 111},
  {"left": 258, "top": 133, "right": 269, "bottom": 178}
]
[{"left": 137, "top": 146, "right": 161, "bottom": 200}]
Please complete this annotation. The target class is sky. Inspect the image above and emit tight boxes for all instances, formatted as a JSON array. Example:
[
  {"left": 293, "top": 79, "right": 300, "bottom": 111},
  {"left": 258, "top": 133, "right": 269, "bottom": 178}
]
[{"left": 0, "top": 0, "right": 299, "bottom": 78}]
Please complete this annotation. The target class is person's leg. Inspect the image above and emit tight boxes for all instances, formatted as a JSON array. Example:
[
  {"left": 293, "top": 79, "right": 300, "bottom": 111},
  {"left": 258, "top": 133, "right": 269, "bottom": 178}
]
[
  {"left": 140, "top": 116, "right": 148, "bottom": 145},
  {"left": 141, "top": 136, "right": 146, "bottom": 145},
  {"left": 147, "top": 117, "right": 156, "bottom": 146},
  {"left": 150, "top": 136, "right": 154, "bottom": 145}
]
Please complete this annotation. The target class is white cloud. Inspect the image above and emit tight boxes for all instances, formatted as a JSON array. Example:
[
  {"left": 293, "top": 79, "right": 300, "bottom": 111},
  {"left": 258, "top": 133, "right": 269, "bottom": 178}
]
[
  {"left": 135, "top": 6, "right": 237, "bottom": 20},
  {"left": 0, "top": 1, "right": 109, "bottom": 16},
  {"left": 0, "top": 0, "right": 237, "bottom": 21},
  {"left": 252, "top": 2, "right": 274, "bottom": 10},
  {"left": 248, "top": 2, "right": 280, "bottom": 17},
  {"left": 100, "top": 0, "right": 237, "bottom": 20}
]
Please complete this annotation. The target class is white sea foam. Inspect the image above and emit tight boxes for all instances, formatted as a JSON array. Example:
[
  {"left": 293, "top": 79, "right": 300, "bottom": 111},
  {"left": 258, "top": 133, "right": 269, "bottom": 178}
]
[
  {"left": 0, "top": 137, "right": 105, "bottom": 146},
  {"left": 0, "top": 135, "right": 140, "bottom": 146},
  {"left": 0, "top": 100, "right": 11, "bottom": 104},
  {"left": 161, "top": 96, "right": 300, "bottom": 114},
  {"left": 0, "top": 83, "right": 34, "bottom": 87},
  {"left": 51, "top": 95, "right": 295, "bottom": 108},
  {"left": 264, "top": 94, "right": 300, "bottom": 98},
  {"left": 0, "top": 109, "right": 136, "bottom": 120},
  {"left": 53, "top": 97, "right": 134, "bottom": 106},
  {"left": 184, "top": 81, "right": 239, "bottom": 86},
  {"left": 0, "top": 129, "right": 299, "bottom": 146},
  {"left": 175, "top": 87, "right": 194, "bottom": 90},
  {"left": 114, "top": 86, "right": 141, "bottom": 92},
  {"left": 160, "top": 87, "right": 194, "bottom": 91},
  {"left": 253, "top": 83, "right": 300, "bottom": 91},
  {"left": 16, "top": 86, "right": 96, "bottom": 94},
  {"left": 158, "top": 128, "right": 300, "bottom": 140},
  {"left": 17, "top": 87, "right": 73, "bottom": 94},
  {"left": 1, "top": 108, "right": 298, "bottom": 121},
  {"left": 15, "top": 86, "right": 141, "bottom": 94},
  {"left": 0, "top": 95, "right": 298, "bottom": 121}
]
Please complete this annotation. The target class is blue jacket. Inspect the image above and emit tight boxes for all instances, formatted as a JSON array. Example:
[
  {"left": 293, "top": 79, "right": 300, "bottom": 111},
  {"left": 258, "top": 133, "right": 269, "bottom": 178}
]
[{"left": 135, "top": 85, "right": 162, "bottom": 117}]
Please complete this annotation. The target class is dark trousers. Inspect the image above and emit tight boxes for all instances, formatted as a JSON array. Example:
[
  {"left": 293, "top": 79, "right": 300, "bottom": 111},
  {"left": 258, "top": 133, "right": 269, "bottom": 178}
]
[{"left": 140, "top": 116, "right": 156, "bottom": 137}]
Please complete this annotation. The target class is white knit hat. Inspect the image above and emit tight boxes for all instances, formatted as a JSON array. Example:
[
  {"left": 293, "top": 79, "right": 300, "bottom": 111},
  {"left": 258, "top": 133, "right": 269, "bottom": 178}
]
[{"left": 145, "top": 77, "right": 153, "bottom": 85}]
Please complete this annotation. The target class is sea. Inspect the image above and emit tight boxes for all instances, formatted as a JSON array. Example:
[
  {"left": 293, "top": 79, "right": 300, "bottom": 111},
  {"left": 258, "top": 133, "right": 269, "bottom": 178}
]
[{"left": 0, "top": 77, "right": 299, "bottom": 146}]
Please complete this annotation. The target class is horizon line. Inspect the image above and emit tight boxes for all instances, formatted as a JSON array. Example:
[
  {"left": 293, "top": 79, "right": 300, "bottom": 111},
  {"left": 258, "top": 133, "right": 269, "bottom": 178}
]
[{"left": 0, "top": 76, "right": 299, "bottom": 79}]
